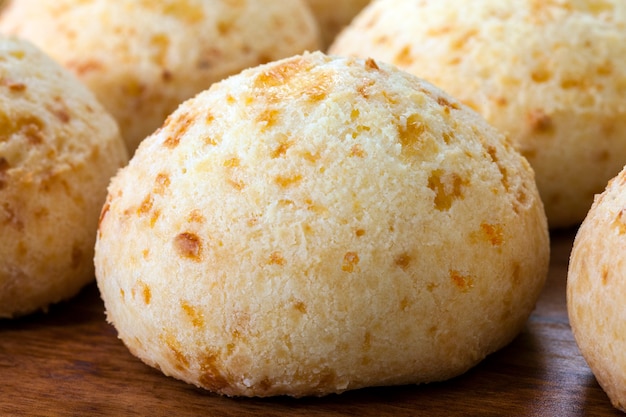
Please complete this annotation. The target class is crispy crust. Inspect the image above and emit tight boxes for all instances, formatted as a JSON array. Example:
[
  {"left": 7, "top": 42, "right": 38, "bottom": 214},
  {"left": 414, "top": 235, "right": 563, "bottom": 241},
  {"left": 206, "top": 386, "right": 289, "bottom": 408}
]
[
  {"left": 95, "top": 52, "right": 549, "bottom": 397},
  {"left": 0, "top": 37, "right": 128, "bottom": 318},
  {"left": 330, "top": 0, "right": 626, "bottom": 228},
  {"left": 0, "top": 0, "right": 321, "bottom": 153},
  {"left": 568, "top": 166, "right": 626, "bottom": 412}
]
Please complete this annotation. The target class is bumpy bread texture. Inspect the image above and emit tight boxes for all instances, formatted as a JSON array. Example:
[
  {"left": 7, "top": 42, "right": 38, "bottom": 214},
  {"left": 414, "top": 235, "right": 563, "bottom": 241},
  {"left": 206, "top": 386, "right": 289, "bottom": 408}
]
[
  {"left": 0, "top": 0, "right": 321, "bottom": 154},
  {"left": 330, "top": 0, "right": 626, "bottom": 229},
  {"left": 305, "top": 0, "right": 370, "bottom": 49},
  {"left": 568, "top": 166, "right": 626, "bottom": 412},
  {"left": 95, "top": 52, "right": 549, "bottom": 397},
  {"left": 0, "top": 37, "right": 128, "bottom": 318}
]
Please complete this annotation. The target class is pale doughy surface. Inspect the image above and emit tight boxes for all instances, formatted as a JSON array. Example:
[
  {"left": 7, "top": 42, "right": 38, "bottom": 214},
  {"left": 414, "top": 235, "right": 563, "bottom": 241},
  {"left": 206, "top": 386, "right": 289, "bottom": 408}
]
[
  {"left": 305, "top": 0, "right": 370, "bottom": 48},
  {"left": 0, "top": 37, "right": 128, "bottom": 318},
  {"left": 330, "top": 0, "right": 626, "bottom": 229},
  {"left": 0, "top": 0, "right": 321, "bottom": 153},
  {"left": 568, "top": 166, "right": 626, "bottom": 412},
  {"left": 95, "top": 52, "right": 549, "bottom": 397}
]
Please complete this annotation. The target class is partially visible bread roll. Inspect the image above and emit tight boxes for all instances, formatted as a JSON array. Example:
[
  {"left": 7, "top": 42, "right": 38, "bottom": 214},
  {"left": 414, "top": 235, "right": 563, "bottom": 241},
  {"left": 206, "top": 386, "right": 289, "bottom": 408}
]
[
  {"left": 0, "top": 36, "right": 128, "bottom": 318},
  {"left": 330, "top": 0, "right": 626, "bottom": 229},
  {"left": 305, "top": 0, "right": 370, "bottom": 48},
  {"left": 568, "top": 165, "right": 626, "bottom": 412},
  {"left": 0, "top": 0, "right": 321, "bottom": 153},
  {"left": 95, "top": 52, "right": 549, "bottom": 397}
]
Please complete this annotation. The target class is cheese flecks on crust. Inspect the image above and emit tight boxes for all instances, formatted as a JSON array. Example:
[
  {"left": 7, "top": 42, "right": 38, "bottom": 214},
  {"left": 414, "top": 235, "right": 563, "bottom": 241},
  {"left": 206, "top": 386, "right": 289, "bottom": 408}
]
[
  {"left": 568, "top": 165, "right": 626, "bottom": 413},
  {"left": 0, "top": 0, "right": 321, "bottom": 153},
  {"left": 330, "top": 0, "right": 626, "bottom": 228},
  {"left": 0, "top": 36, "right": 128, "bottom": 318},
  {"left": 95, "top": 51, "right": 549, "bottom": 397}
]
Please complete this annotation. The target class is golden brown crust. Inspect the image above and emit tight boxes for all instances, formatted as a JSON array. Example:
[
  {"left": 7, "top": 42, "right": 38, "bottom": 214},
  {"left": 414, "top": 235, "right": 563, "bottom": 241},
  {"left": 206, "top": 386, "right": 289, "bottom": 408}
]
[
  {"left": 0, "top": 36, "right": 128, "bottom": 318},
  {"left": 568, "top": 166, "right": 626, "bottom": 412},
  {"left": 0, "top": 0, "right": 321, "bottom": 153},
  {"left": 95, "top": 52, "right": 549, "bottom": 397},
  {"left": 330, "top": 0, "right": 626, "bottom": 228}
]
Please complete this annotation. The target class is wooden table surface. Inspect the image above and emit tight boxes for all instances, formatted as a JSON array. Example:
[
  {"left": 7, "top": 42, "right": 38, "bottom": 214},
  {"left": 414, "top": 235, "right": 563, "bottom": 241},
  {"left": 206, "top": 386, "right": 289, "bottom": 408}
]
[{"left": 0, "top": 228, "right": 622, "bottom": 416}]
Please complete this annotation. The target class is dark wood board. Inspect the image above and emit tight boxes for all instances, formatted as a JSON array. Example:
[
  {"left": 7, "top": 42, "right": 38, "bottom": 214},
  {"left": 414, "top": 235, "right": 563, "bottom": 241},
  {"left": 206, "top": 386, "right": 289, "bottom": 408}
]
[{"left": 1, "top": 229, "right": 622, "bottom": 416}]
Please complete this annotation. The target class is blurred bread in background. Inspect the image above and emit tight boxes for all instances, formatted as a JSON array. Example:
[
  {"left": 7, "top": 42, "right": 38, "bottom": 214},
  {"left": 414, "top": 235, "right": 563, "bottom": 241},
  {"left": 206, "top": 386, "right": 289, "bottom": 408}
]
[
  {"left": 305, "top": 0, "right": 370, "bottom": 49},
  {"left": 0, "top": 36, "right": 128, "bottom": 318},
  {"left": 331, "top": 0, "right": 626, "bottom": 228},
  {"left": 0, "top": 0, "right": 321, "bottom": 153}
]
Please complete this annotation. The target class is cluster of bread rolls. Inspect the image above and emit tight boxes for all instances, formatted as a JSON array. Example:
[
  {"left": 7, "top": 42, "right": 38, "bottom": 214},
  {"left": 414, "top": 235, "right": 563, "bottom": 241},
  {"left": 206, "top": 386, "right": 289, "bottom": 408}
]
[
  {"left": 3, "top": 0, "right": 625, "bottom": 409},
  {"left": 0, "top": 0, "right": 322, "bottom": 316}
]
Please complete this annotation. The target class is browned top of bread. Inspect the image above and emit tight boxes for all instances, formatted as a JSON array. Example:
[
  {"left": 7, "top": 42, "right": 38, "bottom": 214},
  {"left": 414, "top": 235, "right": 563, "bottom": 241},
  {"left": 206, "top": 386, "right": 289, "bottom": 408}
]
[{"left": 95, "top": 51, "right": 549, "bottom": 397}]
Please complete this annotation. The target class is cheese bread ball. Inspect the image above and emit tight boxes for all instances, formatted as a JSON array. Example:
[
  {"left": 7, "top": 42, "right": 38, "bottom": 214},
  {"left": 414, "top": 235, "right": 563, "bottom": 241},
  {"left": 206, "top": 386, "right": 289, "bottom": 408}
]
[
  {"left": 330, "top": 0, "right": 626, "bottom": 229},
  {"left": 95, "top": 52, "right": 549, "bottom": 397},
  {"left": 568, "top": 165, "right": 626, "bottom": 412},
  {"left": 0, "top": 0, "right": 321, "bottom": 153},
  {"left": 0, "top": 37, "right": 128, "bottom": 318},
  {"left": 305, "top": 0, "right": 370, "bottom": 48}
]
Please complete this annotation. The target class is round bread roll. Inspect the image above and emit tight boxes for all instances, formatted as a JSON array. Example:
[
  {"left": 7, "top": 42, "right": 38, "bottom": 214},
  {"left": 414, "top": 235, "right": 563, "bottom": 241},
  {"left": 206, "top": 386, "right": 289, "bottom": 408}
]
[
  {"left": 0, "top": 37, "right": 128, "bottom": 318},
  {"left": 95, "top": 51, "right": 549, "bottom": 397},
  {"left": 330, "top": 0, "right": 626, "bottom": 229},
  {"left": 0, "top": 0, "right": 321, "bottom": 154},
  {"left": 304, "top": 0, "right": 370, "bottom": 49},
  {"left": 568, "top": 165, "right": 626, "bottom": 412}
]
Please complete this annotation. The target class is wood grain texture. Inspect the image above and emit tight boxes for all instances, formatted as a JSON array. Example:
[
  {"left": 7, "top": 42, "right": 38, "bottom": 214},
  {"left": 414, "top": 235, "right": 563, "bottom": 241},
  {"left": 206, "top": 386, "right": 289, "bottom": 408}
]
[{"left": 0, "top": 229, "right": 622, "bottom": 416}]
